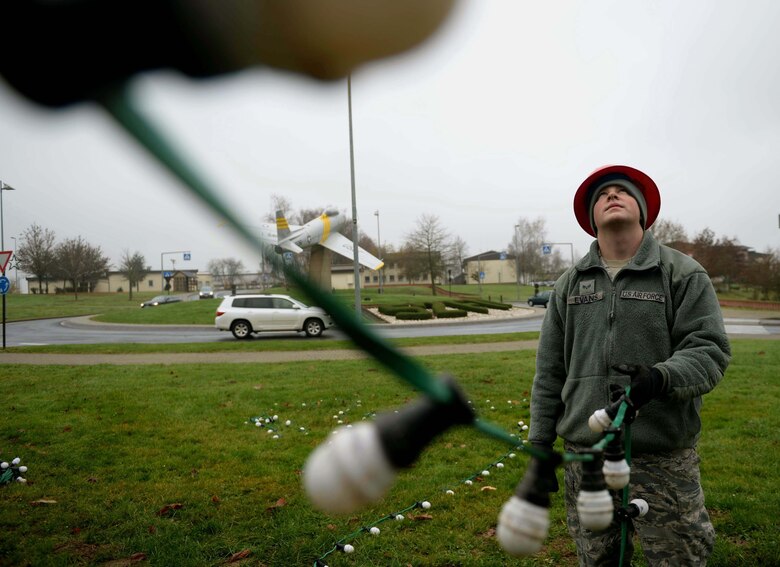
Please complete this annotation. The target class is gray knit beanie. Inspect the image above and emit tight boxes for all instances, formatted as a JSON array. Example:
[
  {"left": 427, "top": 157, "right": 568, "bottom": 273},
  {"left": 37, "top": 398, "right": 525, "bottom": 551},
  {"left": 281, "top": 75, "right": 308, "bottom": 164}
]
[{"left": 588, "top": 175, "right": 647, "bottom": 234}]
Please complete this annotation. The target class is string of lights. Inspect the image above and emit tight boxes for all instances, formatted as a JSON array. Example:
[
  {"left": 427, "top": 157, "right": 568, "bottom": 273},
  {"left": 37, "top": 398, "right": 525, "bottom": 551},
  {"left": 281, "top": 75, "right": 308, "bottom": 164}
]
[
  {"left": 103, "top": 91, "right": 648, "bottom": 564},
  {"left": 0, "top": 457, "right": 28, "bottom": 484}
]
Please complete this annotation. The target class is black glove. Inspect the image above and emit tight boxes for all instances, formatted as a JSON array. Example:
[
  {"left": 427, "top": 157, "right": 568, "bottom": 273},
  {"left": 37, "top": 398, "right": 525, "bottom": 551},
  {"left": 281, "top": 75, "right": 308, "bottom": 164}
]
[
  {"left": 529, "top": 443, "right": 559, "bottom": 493},
  {"left": 611, "top": 364, "right": 666, "bottom": 409}
]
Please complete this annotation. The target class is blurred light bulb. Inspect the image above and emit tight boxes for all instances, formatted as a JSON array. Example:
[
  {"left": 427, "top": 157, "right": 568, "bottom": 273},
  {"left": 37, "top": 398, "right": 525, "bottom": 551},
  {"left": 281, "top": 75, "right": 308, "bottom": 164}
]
[
  {"left": 497, "top": 496, "right": 550, "bottom": 556},
  {"left": 303, "top": 423, "right": 395, "bottom": 514},
  {"left": 576, "top": 451, "right": 613, "bottom": 531}
]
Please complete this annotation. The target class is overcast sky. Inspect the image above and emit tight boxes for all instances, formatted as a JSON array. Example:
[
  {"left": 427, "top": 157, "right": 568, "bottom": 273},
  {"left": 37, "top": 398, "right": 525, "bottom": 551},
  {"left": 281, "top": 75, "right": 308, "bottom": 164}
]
[{"left": 1, "top": 1, "right": 779, "bottom": 285}]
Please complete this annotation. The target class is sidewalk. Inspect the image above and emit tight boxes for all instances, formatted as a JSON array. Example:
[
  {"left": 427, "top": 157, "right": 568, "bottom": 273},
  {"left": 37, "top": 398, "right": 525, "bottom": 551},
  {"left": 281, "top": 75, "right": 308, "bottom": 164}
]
[{"left": 0, "top": 340, "right": 541, "bottom": 366}]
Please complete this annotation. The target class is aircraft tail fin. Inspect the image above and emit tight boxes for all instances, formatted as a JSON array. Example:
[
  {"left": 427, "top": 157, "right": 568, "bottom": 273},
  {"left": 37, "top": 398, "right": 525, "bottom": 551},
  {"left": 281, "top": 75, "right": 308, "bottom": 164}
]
[{"left": 275, "top": 210, "right": 292, "bottom": 240}]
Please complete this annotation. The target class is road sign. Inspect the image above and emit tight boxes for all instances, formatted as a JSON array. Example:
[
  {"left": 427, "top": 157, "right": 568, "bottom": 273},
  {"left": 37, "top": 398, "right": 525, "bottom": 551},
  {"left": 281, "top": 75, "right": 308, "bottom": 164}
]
[
  {"left": 499, "top": 251, "right": 507, "bottom": 260},
  {"left": 183, "top": 253, "right": 191, "bottom": 261},
  {"left": 163, "top": 271, "right": 172, "bottom": 278},
  {"left": 479, "top": 271, "right": 485, "bottom": 280},
  {"left": 0, "top": 251, "right": 11, "bottom": 274},
  {"left": 0, "top": 276, "right": 10, "bottom": 295},
  {"left": 542, "top": 244, "right": 552, "bottom": 255}
]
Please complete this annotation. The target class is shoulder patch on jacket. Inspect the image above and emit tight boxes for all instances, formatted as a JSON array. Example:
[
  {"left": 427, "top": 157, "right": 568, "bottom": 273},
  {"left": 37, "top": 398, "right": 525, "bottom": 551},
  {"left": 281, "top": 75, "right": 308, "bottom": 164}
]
[
  {"left": 620, "top": 290, "right": 666, "bottom": 303},
  {"left": 567, "top": 291, "right": 604, "bottom": 305}
]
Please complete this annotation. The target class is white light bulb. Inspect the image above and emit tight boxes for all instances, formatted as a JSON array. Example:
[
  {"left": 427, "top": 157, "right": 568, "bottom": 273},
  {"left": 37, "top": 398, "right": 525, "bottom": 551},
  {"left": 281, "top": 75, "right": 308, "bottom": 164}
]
[
  {"left": 395, "top": 514, "right": 405, "bottom": 521},
  {"left": 497, "top": 496, "right": 550, "bottom": 556},
  {"left": 17, "top": 477, "right": 27, "bottom": 484},
  {"left": 285, "top": 420, "right": 291, "bottom": 426},
  {"left": 370, "top": 527, "right": 380, "bottom": 535},
  {"left": 421, "top": 501, "right": 431, "bottom": 509},
  {"left": 509, "top": 453, "right": 516, "bottom": 459},
  {"left": 11, "top": 458, "right": 20, "bottom": 465},
  {"left": 482, "top": 470, "right": 490, "bottom": 476},
  {"left": 272, "top": 415, "right": 278, "bottom": 421},
  {"left": 602, "top": 459, "right": 630, "bottom": 490},
  {"left": 446, "top": 490, "right": 455, "bottom": 496},
  {"left": 588, "top": 409, "right": 612, "bottom": 433},
  {"left": 19, "top": 466, "right": 28, "bottom": 473},
  {"left": 577, "top": 489, "right": 613, "bottom": 531},
  {"left": 272, "top": 435, "right": 279, "bottom": 439},
  {"left": 303, "top": 422, "right": 396, "bottom": 514},
  {"left": 343, "top": 544, "right": 354, "bottom": 554},
  {"left": 0, "top": 462, "right": 8, "bottom": 469},
  {"left": 465, "top": 480, "right": 473, "bottom": 486},
  {"left": 630, "top": 498, "right": 649, "bottom": 518},
  {"left": 496, "top": 463, "right": 505, "bottom": 469},
  {"left": 521, "top": 425, "right": 529, "bottom": 431}
]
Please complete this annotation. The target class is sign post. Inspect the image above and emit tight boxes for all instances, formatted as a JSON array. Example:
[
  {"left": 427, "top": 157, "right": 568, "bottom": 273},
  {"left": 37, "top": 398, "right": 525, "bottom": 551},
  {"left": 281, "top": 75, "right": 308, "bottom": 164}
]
[{"left": 0, "top": 250, "right": 12, "bottom": 349}]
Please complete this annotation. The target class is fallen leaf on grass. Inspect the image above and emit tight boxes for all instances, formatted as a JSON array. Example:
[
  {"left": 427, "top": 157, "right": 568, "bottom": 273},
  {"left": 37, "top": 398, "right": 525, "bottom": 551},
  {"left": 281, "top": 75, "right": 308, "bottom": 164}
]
[
  {"left": 412, "top": 514, "right": 433, "bottom": 521},
  {"left": 227, "top": 549, "right": 252, "bottom": 563},
  {"left": 480, "top": 486, "right": 497, "bottom": 491},
  {"left": 156, "top": 503, "right": 184, "bottom": 516},
  {"left": 212, "top": 495, "right": 221, "bottom": 504},
  {"left": 31, "top": 499, "right": 58, "bottom": 506},
  {"left": 265, "top": 498, "right": 286, "bottom": 512},
  {"left": 480, "top": 527, "right": 497, "bottom": 539}
]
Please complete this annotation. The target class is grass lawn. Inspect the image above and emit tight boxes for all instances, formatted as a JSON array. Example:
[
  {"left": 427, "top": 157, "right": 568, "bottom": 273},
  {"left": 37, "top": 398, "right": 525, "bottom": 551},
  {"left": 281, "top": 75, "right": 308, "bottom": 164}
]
[{"left": 0, "top": 340, "right": 777, "bottom": 566}]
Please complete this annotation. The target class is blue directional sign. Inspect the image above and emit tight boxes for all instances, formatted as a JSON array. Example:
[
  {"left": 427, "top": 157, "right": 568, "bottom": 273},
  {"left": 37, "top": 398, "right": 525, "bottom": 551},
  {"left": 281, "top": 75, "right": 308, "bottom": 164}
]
[
  {"left": 0, "top": 276, "right": 10, "bottom": 295},
  {"left": 163, "top": 271, "right": 173, "bottom": 278},
  {"left": 542, "top": 244, "right": 552, "bottom": 255},
  {"left": 183, "top": 253, "right": 191, "bottom": 261},
  {"left": 499, "top": 251, "right": 507, "bottom": 260},
  {"left": 479, "top": 271, "right": 485, "bottom": 280}
]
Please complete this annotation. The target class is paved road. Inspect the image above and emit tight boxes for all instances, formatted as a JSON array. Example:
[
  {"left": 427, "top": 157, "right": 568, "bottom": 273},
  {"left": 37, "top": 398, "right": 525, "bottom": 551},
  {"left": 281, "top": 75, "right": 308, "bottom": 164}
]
[
  {"left": 4, "top": 307, "right": 780, "bottom": 347},
  {"left": 0, "top": 308, "right": 777, "bottom": 365}
]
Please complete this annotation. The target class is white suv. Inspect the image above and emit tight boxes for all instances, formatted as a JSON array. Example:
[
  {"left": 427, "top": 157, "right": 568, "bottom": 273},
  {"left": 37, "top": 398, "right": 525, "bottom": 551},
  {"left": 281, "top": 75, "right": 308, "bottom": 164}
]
[{"left": 215, "top": 294, "right": 334, "bottom": 339}]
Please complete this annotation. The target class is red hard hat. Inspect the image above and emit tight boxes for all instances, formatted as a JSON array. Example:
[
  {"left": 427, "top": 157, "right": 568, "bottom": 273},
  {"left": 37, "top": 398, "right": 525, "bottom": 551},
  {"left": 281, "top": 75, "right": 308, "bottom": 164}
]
[{"left": 573, "top": 165, "right": 661, "bottom": 237}]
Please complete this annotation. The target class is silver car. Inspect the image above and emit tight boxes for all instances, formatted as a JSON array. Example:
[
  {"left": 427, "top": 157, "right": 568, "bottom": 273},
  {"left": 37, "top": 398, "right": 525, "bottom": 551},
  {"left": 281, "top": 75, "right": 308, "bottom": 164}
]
[{"left": 215, "top": 294, "right": 334, "bottom": 339}]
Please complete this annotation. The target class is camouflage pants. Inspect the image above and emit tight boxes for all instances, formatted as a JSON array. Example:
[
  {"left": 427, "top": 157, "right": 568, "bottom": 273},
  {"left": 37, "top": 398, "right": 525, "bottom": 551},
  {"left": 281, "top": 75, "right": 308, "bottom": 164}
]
[{"left": 564, "top": 444, "right": 715, "bottom": 567}]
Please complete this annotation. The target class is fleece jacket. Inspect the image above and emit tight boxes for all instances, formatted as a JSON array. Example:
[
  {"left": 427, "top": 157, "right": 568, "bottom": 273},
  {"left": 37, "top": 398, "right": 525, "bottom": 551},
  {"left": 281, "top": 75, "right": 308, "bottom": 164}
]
[{"left": 529, "top": 231, "right": 731, "bottom": 454}]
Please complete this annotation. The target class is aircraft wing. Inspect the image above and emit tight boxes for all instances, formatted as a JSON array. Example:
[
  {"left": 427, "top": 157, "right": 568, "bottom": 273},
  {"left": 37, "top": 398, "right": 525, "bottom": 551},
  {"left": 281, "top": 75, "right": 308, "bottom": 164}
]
[{"left": 320, "top": 232, "right": 384, "bottom": 271}]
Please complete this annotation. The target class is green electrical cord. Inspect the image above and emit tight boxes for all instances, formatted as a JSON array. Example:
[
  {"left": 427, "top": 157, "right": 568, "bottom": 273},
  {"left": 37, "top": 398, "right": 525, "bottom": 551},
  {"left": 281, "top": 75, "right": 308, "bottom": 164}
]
[{"left": 101, "top": 84, "right": 640, "bottom": 564}]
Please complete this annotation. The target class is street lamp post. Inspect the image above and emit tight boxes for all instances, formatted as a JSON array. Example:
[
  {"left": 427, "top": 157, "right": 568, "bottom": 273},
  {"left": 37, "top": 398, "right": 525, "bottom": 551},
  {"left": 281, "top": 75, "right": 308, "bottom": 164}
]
[
  {"left": 11, "top": 236, "right": 18, "bottom": 291},
  {"left": 1, "top": 180, "right": 16, "bottom": 349},
  {"left": 514, "top": 224, "right": 521, "bottom": 300},
  {"left": 374, "top": 210, "right": 383, "bottom": 294}
]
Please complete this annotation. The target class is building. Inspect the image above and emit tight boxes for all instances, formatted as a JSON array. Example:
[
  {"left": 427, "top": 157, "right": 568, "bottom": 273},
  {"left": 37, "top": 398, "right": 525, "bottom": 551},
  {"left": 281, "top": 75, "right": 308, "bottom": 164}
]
[
  {"left": 330, "top": 252, "right": 437, "bottom": 290},
  {"left": 25, "top": 270, "right": 212, "bottom": 294},
  {"left": 462, "top": 251, "right": 517, "bottom": 285}
]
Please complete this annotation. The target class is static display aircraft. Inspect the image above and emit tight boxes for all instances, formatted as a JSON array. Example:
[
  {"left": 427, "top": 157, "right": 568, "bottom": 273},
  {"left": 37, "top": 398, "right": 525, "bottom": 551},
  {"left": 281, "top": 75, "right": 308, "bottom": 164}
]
[{"left": 257, "top": 210, "right": 384, "bottom": 271}]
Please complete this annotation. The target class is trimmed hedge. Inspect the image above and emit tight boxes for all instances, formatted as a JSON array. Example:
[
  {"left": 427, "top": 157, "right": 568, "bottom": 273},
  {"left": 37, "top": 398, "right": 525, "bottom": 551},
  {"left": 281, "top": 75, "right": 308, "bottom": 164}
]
[
  {"left": 396, "top": 311, "right": 433, "bottom": 320},
  {"left": 430, "top": 301, "right": 467, "bottom": 319},
  {"left": 443, "top": 300, "right": 489, "bottom": 314}
]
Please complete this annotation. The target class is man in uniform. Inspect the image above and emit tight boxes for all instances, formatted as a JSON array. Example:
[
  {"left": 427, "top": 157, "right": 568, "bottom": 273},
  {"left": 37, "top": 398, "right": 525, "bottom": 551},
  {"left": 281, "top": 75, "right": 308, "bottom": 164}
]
[{"left": 529, "top": 165, "right": 730, "bottom": 566}]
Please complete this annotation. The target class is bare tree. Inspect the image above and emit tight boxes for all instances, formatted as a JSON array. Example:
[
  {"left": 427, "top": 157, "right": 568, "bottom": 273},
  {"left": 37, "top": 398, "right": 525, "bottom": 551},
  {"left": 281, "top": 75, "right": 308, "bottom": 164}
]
[
  {"left": 54, "top": 236, "right": 111, "bottom": 300},
  {"left": 447, "top": 236, "right": 469, "bottom": 278},
  {"left": 118, "top": 249, "right": 147, "bottom": 300},
  {"left": 651, "top": 219, "right": 688, "bottom": 245},
  {"left": 265, "top": 194, "right": 296, "bottom": 223},
  {"left": 208, "top": 258, "right": 245, "bottom": 290},
  {"left": 16, "top": 223, "right": 56, "bottom": 294},
  {"left": 402, "top": 214, "right": 450, "bottom": 294},
  {"left": 509, "top": 217, "right": 548, "bottom": 283}
]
